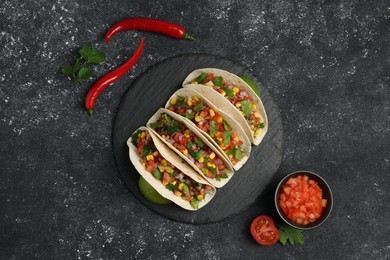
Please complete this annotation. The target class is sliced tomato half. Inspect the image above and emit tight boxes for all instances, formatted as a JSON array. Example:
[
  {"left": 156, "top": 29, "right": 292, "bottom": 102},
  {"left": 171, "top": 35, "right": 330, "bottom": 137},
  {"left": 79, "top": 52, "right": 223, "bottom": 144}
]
[{"left": 250, "top": 215, "right": 280, "bottom": 246}]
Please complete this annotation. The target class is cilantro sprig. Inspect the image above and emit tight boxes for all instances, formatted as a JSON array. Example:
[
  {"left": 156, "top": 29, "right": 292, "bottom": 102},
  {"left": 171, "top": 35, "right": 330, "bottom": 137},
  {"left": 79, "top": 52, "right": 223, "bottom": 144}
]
[
  {"left": 61, "top": 45, "right": 105, "bottom": 84},
  {"left": 278, "top": 224, "right": 304, "bottom": 245}
]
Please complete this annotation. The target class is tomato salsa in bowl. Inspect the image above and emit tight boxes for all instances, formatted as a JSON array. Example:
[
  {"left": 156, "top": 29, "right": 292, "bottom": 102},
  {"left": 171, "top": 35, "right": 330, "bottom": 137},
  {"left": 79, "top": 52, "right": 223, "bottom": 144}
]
[{"left": 275, "top": 171, "right": 333, "bottom": 230}]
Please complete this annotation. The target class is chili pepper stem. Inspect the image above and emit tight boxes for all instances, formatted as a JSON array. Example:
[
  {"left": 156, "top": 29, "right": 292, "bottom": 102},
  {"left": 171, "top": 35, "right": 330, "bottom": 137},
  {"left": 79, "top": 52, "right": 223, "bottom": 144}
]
[
  {"left": 183, "top": 33, "right": 196, "bottom": 41},
  {"left": 87, "top": 109, "right": 93, "bottom": 116}
]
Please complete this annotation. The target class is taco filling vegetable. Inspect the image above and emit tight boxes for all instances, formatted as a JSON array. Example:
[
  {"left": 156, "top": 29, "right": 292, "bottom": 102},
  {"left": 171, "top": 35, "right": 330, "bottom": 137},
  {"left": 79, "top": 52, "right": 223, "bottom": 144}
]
[
  {"left": 150, "top": 113, "right": 230, "bottom": 181},
  {"left": 167, "top": 95, "right": 245, "bottom": 165},
  {"left": 131, "top": 129, "right": 213, "bottom": 209},
  {"left": 191, "top": 73, "right": 265, "bottom": 137}
]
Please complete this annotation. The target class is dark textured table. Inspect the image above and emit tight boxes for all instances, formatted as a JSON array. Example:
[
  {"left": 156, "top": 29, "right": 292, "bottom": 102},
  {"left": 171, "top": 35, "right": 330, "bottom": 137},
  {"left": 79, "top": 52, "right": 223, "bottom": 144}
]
[{"left": 1, "top": 1, "right": 389, "bottom": 259}]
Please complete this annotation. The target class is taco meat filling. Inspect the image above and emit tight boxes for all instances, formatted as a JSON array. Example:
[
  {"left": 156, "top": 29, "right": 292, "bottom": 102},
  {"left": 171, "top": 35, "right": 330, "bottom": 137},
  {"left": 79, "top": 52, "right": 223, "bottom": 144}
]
[
  {"left": 131, "top": 129, "right": 213, "bottom": 209},
  {"left": 191, "top": 73, "right": 265, "bottom": 136},
  {"left": 167, "top": 95, "right": 245, "bottom": 165},
  {"left": 150, "top": 113, "right": 230, "bottom": 181}
]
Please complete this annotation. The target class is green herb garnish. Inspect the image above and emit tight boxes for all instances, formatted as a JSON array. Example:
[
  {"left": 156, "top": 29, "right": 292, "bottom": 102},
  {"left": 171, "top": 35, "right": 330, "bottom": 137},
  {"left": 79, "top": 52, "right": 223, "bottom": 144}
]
[
  {"left": 166, "top": 184, "right": 176, "bottom": 191},
  {"left": 213, "top": 76, "right": 223, "bottom": 87},
  {"left": 194, "top": 73, "right": 208, "bottom": 84},
  {"left": 227, "top": 147, "right": 244, "bottom": 160},
  {"left": 167, "top": 121, "right": 180, "bottom": 135},
  {"left": 149, "top": 121, "right": 162, "bottom": 129},
  {"left": 225, "top": 88, "right": 234, "bottom": 98},
  {"left": 142, "top": 145, "right": 153, "bottom": 157},
  {"left": 259, "top": 123, "right": 265, "bottom": 129},
  {"left": 131, "top": 130, "right": 141, "bottom": 146},
  {"left": 241, "top": 100, "right": 252, "bottom": 116},
  {"left": 194, "top": 137, "right": 204, "bottom": 148},
  {"left": 185, "top": 111, "right": 194, "bottom": 120},
  {"left": 152, "top": 169, "right": 162, "bottom": 179},
  {"left": 61, "top": 45, "right": 105, "bottom": 84},
  {"left": 193, "top": 102, "right": 204, "bottom": 112},
  {"left": 210, "top": 121, "right": 218, "bottom": 136},
  {"left": 223, "top": 130, "right": 233, "bottom": 145},
  {"left": 207, "top": 166, "right": 217, "bottom": 176},
  {"left": 278, "top": 224, "right": 304, "bottom": 245},
  {"left": 186, "top": 141, "right": 193, "bottom": 149},
  {"left": 189, "top": 149, "right": 203, "bottom": 160},
  {"left": 216, "top": 173, "right": 228, "bottom": 181}
]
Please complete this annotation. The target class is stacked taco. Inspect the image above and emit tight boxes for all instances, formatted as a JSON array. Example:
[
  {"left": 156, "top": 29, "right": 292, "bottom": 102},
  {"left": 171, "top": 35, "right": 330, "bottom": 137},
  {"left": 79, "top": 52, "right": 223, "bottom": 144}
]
[
  {"left": 182, "top": 68, "right": 268, "bottom": 146},
  {"left": 128, "top": 127, "right": 216, "bottom": 210}
]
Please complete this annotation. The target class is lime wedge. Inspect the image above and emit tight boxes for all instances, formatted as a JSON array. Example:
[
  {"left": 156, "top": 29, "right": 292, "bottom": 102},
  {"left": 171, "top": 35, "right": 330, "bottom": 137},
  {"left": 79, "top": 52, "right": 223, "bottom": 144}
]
[
  {"left": 239, "top": 75, "right": 260, "bottom": 96},
  {"left": 138, "top": 176, "right": 172, "bottom": 205}
]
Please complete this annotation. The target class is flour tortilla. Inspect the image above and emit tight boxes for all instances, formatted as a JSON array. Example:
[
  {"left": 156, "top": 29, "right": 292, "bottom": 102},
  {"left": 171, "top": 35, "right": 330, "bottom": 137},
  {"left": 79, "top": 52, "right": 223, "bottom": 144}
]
[
  {"left": 128, "top": 126, "right": 216, "bottom": 211},
  {"left": 183, "top": 68, "right": 268, "bottom": 146},
  {"left": 164, "top": 88, "right": 251, "bottom": 171},
  {"left": 147, "top": 108, "right": 234, "bottom": 188}
]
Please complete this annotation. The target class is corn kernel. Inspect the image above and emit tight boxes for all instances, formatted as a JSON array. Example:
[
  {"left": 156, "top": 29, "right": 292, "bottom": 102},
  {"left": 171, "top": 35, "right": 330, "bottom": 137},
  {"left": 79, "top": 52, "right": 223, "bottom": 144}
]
[
  {"left": 187, "top": 99, "right": 192, "bottom": 107},
  {"left": 198, "top": 157, "right": 204, "bottom": 163},
  {"left": 193, "top": 96, "right": 199, "bottom": 101},
  {"left": 162, "top": 135, "right": 168, "bottom": 140},
  {"left": 252, "top": 103, "right": 257, "bottom": 110},
  {"left": 235, "top": 103, "right": 241, "bottom": 108},
  {"left": 200, "top": 188, "right": 205, "bottom": 195},
  {"left": 171, "top": 180, "right": 177, "bottom": 186},
  {"left": 175, "top": 191, "right": 182, "bottom": 197},
  {"left": 195, "top": 115, "right": 201, "bottom": 122},
  {"left": 162, "top": 179, "right": 169, "bottom": 186},
  {"left": 229, "top": 154, "right": 233, "bottom": 158},
  {"left": 139, "top": 131, "right": 146, "bottom": 138},
  {"left": 184, "top": 132, "right": 190, "bottom": 138},
  {"left": 251, "top": 130, "right": 255, "bottom": 136},
  {"left": 209, "top": 152, "right": 216, "bottom": 159},
  {"left": 209, "top": 109, "right": 215, "bottom": 117},
  {"left": 142, "top": 162, "right": 146, "bottom": 166},
  {"left": 254, "top": 112, "right": 259, "bottom": 118},
  {"left": 205, "top": 82, "right": 213, "bottom": 87},
  {"left": 197, "top": 194, "right": 204, "bottom": 200},
  {"left": 183, "top": 149, "right": 188, "bottom": 156},
  {"left": 191, "top": 81, "right": 198, "bottom": 84},
  {"left": 233, "top": 87, "right": 240, "bottom": 94},
  {"left": 170, "top": 97, "right": 177, "bottom": 105},
  {"left": 217, "top": 117, "right": 223, "bottom": 123},
  {"left": 178, "top": 183, "right": 184, "bottom": 191},
  {"left": 161, "top": 159, "right": 168, "bottom": 166},
  {"left": 255, "top": 129, "right": 260, "bottom": 136},
  {"left": 146, "top": 155, "right": 154, "bottom": 161},
  {"left": 152, "top": 151, "right": 159, "bottom": 156},
  {"left": 217, "top": 137, "right": 223, "bottom": 142},
  {"left": 220, "top": 90, "right": 226, "bottom": 96},
  {"left": 207, "top": 162, "right": 216, "bottom": 168}
]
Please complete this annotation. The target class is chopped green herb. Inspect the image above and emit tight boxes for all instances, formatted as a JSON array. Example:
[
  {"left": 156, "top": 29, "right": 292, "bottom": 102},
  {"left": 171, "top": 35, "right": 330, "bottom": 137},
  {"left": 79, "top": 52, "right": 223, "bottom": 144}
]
[
  {"left": 222, "top": 121, "right": 230, "bottom": 131},
  {"left": 190, "top": 198, "right": 200, "bottom": 209},
  {"left": 152, "top": 169, "right": 162, "bottom": 179},
  {"left": 223, "top": 130, "right": 233, "bottom": 145},
  {"left": 167, "top": 121, "right": 180, "bottom": 135},
  {"left": 194, "top": 137, "right": 204, "bottom": 148},
  {"left": 278, "top": 224, "right": 304, "bottom": 246},
  {"left": 216, "top": 173, "right": 228, "bottom": 181},
  {"left": 185, "top": 141, "right": 193, "bottom": 149},
  {"left": 210, "top": 121, "right": 218, "bottom": 135},
  {"left": 79, "top": 45, "right": 105, "bottom": 64},
  {"left": 208, "top": 166, "right": 217, "bottom": 176},
  {"left": 185, "top": 111, "right": 194, "bottom": 120},
  {"left": 203, "top": 157, "right": 210, "bottom": 163},
  {"left": 194, "top": 73, "right": 208, "bottom": 84},
  {"left": 241, "top": 100, "right": 252, "bottom": 116},
  {"left": 170, "top": 170, "right": 177, "bottom": 177},
  {"left": 259, "top": 123, "right": 265, "bottom": 129},
  {"left": 213, "top": 76, "right": 223, "bottom": 87},
  {"left": 175, "top": 96, "right": 188, "bottom": 108},
  {"left": 150, "top": 121, "right": 162, "bottom": 129},
  {"left": 189, "top": 149, "right": 204, "bottom": 160},
  {"left": 131, "top": 130, "right": 141, "bottom": 146},
  {"left": 239, "top": 75, "right": 260, "bottom": 95},
  {"left": 235, "top": 148, "right": 244, "bottom": 160},
  {"left": 142, "top": 145, "right": 153, "bottom": 157},
  {"left": 166, "top": 184, "right": 175, "bottom": 191},
  {"left": 225, "top": 88, "right": 234, "bottom": 98},
  {"left": 193, "top": 102, "right": 204, "bottom": 112}
]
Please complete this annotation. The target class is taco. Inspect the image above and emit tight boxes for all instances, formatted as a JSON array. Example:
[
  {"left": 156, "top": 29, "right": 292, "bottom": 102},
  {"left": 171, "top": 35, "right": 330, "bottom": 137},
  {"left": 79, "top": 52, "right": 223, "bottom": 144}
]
[
  {"left": 128, "top": 127, "right": 216, "bottom": 210},
  {"left": 147, "top": 108, "right": 234, "bottom": 188},
  {"left": 182, "top": 68, "right": 268, "bottom": 146},
  {"left": 165, "top": 88, "right": 251, "bottom": 170}
]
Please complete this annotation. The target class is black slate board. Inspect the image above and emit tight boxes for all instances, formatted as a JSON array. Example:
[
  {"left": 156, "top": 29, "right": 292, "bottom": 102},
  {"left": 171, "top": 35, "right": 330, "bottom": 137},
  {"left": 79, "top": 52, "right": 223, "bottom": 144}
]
[{"left": 113, "top": 54, "right": 283, "bottom": 224}]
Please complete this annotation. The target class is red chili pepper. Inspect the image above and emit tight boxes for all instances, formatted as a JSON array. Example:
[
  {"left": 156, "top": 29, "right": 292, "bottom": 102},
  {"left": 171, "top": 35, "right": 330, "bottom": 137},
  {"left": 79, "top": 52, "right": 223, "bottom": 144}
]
[
  {"left": 85, "top": 38, "right": 144, "bottom": 115},
  {"left": 105, "top": 18, "right": 195, "bottom": 43}
]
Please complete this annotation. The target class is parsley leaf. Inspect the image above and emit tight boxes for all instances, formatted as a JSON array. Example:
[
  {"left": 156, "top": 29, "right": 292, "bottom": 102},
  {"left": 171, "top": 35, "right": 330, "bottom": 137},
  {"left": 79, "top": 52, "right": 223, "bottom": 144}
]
[
  {"left": 210, "top": 121, "right": 219, "bottom": 136},
  {"left": 194, "top": 73, "right": 208, "bottom": 84},
  {"left": 149, "top": 121, "right": 162, "bottom": 129},
  {"left": 235, "top": 148, "right": 243, "bottom": 160},
  {"left": 260, "top": 122, "right": 265, "bottom": 129},
  {"left": 166, "top": 184, "right": 175, "bottom": 191},
  {"left": 194, "top": 137, "right": 204, "bottom": 148},
  {"left": 225, "top": 88, "right": 234, "bottom": 98},
  {"left": 167, "top": 121, "right": 180, "bottom": 135},
  {"left": 175, "top": 96, "right": 188, "bottom": 108},
  {"left": 61, "top": 66, "right": 73, "bottom": 75},
  {"left": 207, "top": 166, "right": 217, "bottom": 176},
  {"left": 142, "top": 145, "right": 153, "bottom": 157},
  {"left": 185, "top": 111, "right": 194, "bottom": 120},
  {"left": 278, "top": 224, "right": 304, "bottom": 245},
  {"left": 213, "top": 76, "right": 223, "bottom": 87},
  {"left": 79, "top": 45, "right": 105, "bottom": 64},
  {"left": 193, "top": 102, "right": 204, "bottom": 112},
  {"left": 185, "top": 141, "right": 193, "bottom": 149},
  {"left": 241, "top": 100, "right": 252, "bottom": 116},
  {"left": 189, "top": 149, "right": 203, "bottom": 160},
  {"left": 131, "top": 130, "right": 141, "bottom": 146},
  {"left": 77, "top": 67, "right": 95, "bottom": 81},
  {"left": 223, "top": 130, "right": 233, "bottom": 145},
  {"left": 222, "top": 121, "right": 230, "bottom": 131}
]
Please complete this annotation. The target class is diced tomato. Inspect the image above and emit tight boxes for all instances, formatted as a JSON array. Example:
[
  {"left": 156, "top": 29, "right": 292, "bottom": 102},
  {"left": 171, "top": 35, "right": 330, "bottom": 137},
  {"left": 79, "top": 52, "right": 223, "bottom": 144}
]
[
  {"left": 162, "top": 172, "right": 174, "bottom": 183},
  {"left": 199, "top": 109, "right": 208, "bottom": 117},
  {"left": 205, "top": 73, "right": 214, "bottom": 82},
  {"left": 278, "top": 175, "right": 327, "bottom": 225},
  {"left": 167, "top": 106, "right": 175, "bottom": 111},
  {"left": 146, "top": 165, "right": 154, "bottom": 172},
  {"left": 137, "top": 143, "right": 144, "bottom": 154}
]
